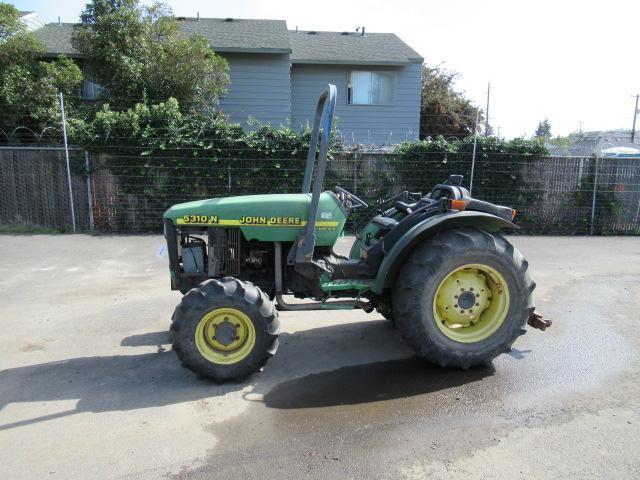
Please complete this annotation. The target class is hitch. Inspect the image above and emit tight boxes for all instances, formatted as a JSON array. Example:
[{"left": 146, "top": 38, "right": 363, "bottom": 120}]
[{"left": 528, "top": 311, "right": 552, "bottom": 331}]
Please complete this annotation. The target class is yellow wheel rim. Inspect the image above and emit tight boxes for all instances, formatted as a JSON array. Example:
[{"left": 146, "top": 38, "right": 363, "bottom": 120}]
[
  {"left": 433, "top": 263, "right": 510, "bottom": 343},
  {"left": 195, "top": 308, "right": 256, "bottom": 365}
]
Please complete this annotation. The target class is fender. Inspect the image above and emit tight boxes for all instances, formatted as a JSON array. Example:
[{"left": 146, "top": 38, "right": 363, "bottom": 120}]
[{"left": 371, "top": 210, "right": 518, "bottom": 293}]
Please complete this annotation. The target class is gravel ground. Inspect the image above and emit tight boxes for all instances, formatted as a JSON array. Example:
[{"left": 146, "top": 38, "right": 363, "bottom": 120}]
[{"left": 0, "top": 234, "right": 639, "bottom": 479}]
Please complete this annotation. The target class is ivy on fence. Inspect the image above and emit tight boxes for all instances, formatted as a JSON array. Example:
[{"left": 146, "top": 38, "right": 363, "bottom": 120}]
[
  {"left": 72, "top": 99, "right": 342, "bottom": 229},
  {"left": 3, "top": 92, "right": 637, "bottom": 235}
]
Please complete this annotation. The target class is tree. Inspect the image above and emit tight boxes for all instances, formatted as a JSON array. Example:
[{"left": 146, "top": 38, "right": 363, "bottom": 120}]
[
  {"left": 420, "top": 65, "right": 484, "bottom": 139},
  {"left": 534, "top": 118, "right": 552, "bottom": 138},
  {"left": 72, "top": 0, "right": 229, "bottom": 112},
  {"left": 0, "top": 3, "right": 83, "bottom": 139},
  {"left": 0, "top": 3, "right": 43, "bottom": 72},
  {"left": 2, "top": 58, "right": 83, "bottom": 128}
]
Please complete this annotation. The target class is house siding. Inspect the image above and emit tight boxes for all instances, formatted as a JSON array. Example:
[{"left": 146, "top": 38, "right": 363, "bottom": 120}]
[
  {"left": 290, "top": 63, "right": 421, "bottom": 144},
  {"left": 217, "top": 53, "right": 291, "bottom": 127}
]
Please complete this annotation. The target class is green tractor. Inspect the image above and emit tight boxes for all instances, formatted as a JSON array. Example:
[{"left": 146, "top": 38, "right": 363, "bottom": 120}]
[{"left": 164, "top": 85, "right": 550, "bottom": 382}]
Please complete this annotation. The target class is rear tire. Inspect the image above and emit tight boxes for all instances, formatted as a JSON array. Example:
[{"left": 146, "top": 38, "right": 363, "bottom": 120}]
[
  {"left": 375, "top": 294, "right": 396, "bottom": 327},
  {"left": 392, "top": 227, "right": 535, "bottom": 369},
  {"left": 171, "top": 277, "right": 279, "bottom": 382}
]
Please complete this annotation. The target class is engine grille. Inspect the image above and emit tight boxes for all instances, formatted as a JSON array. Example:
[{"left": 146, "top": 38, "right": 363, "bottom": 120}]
[
  {"left": 208, "top": 227, "right": 241, "bottom": 277},
  {"left": 225, "top": 227, "right": 241, "bottom": 276}
]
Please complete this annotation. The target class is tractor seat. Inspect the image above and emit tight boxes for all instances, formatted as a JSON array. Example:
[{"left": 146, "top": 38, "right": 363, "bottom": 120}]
[{"left": 371, "top": 215, "right": 399, "bottom": 231}]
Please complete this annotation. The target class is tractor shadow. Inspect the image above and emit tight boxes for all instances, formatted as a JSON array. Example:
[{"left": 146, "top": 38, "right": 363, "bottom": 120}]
[
  {"left": 120, "top": 330, "right": 171, "bottom": 348},
  {"left": 260, "top": 357, "right": 494, "bottom": 410},
  {"left": 0, "top": 319, "right": 496, "bottom": 430}
]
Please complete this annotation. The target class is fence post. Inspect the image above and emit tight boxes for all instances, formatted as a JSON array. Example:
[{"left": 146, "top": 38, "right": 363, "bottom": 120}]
[
  {"left": 85, "top": 150, "right": 94, "bottom": 231},
  {"left": 590, "top": 156, "right": 599, "bottom": 236},
  {"left": 59, "top": 92, "right": 76, "bottom": 233},
  {"left": 469, "top": 108, "right": 481, "bottom": 194},
  {"left": 353, "top": 152, "right": 358, "bottom": 194}
]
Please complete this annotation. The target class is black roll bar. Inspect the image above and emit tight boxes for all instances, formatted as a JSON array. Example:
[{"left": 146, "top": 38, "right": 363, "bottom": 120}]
[
  {"left": 292, "top": 84, "right": 337, "bottom": 271},
  {"left": 301, "top": 84, "right": 337, "bottom": 194}
]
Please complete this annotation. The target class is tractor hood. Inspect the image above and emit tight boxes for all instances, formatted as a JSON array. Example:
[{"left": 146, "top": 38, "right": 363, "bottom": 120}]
[{"left": 163, "top": 192, "right": 347, "bottom": 245}]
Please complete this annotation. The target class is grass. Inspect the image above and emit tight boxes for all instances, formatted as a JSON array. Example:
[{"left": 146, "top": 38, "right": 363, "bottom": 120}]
[{"left": 0, "top": 225, "right": 66, "bottom": 234}]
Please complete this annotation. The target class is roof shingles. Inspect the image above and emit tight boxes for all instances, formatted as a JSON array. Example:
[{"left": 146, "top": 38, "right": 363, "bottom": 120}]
[
  {"left": 288, "top": 30, "right": 423, "bottom": 65},
  {"left": 30, "top": 17, "right": 424, "bottom": 65},
  {"left": 32, "top": 23, "right": 78, "bottom": 56},
  {"left": 178, "top": 18, "right": 290, "bottom": 53}
]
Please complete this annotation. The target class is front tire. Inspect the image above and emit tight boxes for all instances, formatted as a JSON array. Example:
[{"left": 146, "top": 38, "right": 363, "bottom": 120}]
[
  {"left": 171, "top": 277, "right": 279, "bottom": 382},
  {"left": 392, "top": 227, "right": 535, "bottom": 369}
]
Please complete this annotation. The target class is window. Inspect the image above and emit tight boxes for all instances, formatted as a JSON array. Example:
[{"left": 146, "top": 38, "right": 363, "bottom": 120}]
[
  {"left": 347, "top": 71, "right": 395, "bottom": 105},
  {"left": 82, "top": 65, "right": 104, "bottom": 100}
]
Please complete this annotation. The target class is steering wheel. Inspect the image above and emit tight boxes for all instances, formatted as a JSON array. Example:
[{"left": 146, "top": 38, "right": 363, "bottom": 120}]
[{"left": 334, "top": 186, "right": 368, "bottom": 209}]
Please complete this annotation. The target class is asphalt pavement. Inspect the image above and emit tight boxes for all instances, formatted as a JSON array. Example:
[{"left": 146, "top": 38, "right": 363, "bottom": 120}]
[{"left": 0, "top": 234, "right": 639, "bottom": 479}]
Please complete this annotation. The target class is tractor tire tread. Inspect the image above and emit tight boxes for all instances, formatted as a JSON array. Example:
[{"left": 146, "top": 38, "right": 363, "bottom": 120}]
[
  {"left": 171, "top": 277, "right": 278, "bottom": 383},
  {"left": 393, "top": 227, "right": 535, "bottom": 368}
]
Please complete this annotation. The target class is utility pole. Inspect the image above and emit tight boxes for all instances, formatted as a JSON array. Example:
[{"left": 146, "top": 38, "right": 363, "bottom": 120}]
[
  {"left": 484, "top": 81, "right": 491, "bottom": 136},
  {"left": 632, "top": 94, "right": 639, "bottom": 143}
]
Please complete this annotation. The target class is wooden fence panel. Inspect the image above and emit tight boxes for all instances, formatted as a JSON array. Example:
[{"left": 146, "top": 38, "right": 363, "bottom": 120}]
[{"left": 0, "top": 147, "right": 89, "bottom": 231}]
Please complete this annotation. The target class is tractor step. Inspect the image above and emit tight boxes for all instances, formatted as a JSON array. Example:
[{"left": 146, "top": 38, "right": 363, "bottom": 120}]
[{"left": 320, "top": 278, "right": 375, "bottom": 293}]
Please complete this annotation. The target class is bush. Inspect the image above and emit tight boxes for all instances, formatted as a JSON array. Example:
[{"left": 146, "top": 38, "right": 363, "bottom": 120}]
[
  {"left": 73, "top": 98, "right": 343, "bottom": 229},
  {"left": 392, "top": 136, "right": 548, "bottom": 219}
]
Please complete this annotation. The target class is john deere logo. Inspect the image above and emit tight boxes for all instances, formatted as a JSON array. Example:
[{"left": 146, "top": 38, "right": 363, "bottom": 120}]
[{"left": 239, "top": 216, "right": 302, "bottom": 225}]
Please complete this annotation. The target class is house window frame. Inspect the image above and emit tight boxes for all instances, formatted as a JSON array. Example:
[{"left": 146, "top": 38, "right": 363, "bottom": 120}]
[
  {"left": 82, "top": 64, "right": 104, "bottom": 101},
  {"left": 346, "top": 70, "right": 396, "bottom": 106}
]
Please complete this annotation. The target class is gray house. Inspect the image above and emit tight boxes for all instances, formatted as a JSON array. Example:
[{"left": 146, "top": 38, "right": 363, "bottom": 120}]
[{"left": 32, "top": 17, "right": 423, "bottom": 145}]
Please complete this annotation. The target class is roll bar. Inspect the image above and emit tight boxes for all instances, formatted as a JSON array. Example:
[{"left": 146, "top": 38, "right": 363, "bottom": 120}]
[
  {"left": 301, "top": 84, "right": 337, "bottom": 194},
  {"left": 291, "top": 84, "right": 337, "bottom": 273}
]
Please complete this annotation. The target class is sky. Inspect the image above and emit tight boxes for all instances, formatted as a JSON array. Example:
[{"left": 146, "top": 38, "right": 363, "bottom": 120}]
[{"left": 13, "top": 0, "right": 640, "bottom": 138}]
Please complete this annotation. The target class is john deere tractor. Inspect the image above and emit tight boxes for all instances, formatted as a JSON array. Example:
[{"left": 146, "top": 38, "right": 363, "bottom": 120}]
[{"left": 164, "top": 85, "right": 549, "bottom": 382}]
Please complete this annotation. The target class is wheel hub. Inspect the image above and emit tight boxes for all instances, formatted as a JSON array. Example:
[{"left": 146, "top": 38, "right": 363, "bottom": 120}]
[
  {"left": 214, "top": 321, "right": 237, "bottom": 346},
  {"left": 457, "top": 291, "right": 477, "bottom": 310},
  {"left": 435, "top": 268, "right": 491, "bottom": 327},
  {"left": 432, "top": 264, "right": 510, "bottom": 343},
  {"left": 195, "top": 308, "right": 256, "bottom": 364}
]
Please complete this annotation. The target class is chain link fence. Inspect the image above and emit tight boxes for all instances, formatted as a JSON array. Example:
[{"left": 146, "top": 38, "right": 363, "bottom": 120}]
[{"left": 1, "top": 145, "right": 639, "bottom": 235}]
